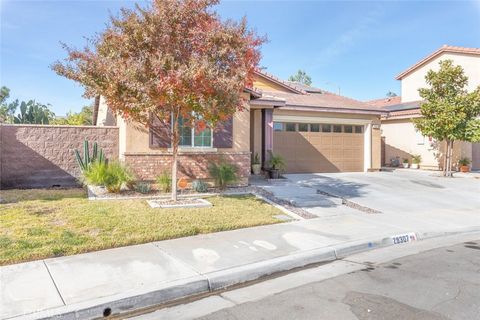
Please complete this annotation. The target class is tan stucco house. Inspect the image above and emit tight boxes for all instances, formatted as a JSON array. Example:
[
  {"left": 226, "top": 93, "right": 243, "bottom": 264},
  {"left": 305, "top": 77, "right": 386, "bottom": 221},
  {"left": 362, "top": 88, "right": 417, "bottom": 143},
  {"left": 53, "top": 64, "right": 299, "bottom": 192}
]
[
  {"left": 96, "top": 70, "right": 385, "bottom": 183},
  {"left": 373, "top": 45, "right": 480, "bottom": 170}
]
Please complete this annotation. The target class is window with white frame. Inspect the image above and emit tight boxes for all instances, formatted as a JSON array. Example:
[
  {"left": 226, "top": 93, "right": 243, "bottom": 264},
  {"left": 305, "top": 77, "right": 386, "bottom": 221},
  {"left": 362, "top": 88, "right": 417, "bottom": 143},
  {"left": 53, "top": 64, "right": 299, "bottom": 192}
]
[{"left": 178, "top": 116, "right": 212, "bottom": 147}]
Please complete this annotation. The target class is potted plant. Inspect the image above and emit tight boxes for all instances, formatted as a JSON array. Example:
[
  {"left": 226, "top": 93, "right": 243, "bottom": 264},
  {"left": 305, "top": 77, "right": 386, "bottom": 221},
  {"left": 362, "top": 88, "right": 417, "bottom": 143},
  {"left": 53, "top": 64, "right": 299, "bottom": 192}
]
[
  {"left": 402, "top": 158, "right": 409, "bottom": 168},
  {"left": 411, "top": 154, "right": 421, "bottom": 169},
  {"left": 268, "top": 153, "right": 285, "bottom": 179},
  {"left": 251, "top": 152, "right": 261, "bottom": 175},
  {"left": 458, "top": 157, "right": 471, "bottom": 173}
]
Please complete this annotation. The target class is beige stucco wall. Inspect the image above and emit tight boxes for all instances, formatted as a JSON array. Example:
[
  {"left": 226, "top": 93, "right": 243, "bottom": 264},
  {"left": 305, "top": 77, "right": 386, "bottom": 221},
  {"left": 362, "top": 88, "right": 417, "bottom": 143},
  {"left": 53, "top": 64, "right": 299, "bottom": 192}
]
[
  {"left": 96, "top": 96, "right": 116, "bottom": 126},
  {"left": 121, "top": 100, "right": 251, "bottom": 155},
  {"left": 253, "top": 75, "right": 294, "bottom": 93},
  {"left": 381, "top": 118, "right": 473, "bottom": 169},
  {"left": 401, "top": 52, "right": 480, "bottom": 102}
]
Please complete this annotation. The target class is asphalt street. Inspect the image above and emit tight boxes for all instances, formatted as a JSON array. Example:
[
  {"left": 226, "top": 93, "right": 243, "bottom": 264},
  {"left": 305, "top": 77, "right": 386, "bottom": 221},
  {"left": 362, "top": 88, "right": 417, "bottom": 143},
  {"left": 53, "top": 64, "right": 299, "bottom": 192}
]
[{"left": 198, "top": 240, "right": 480, "bottom": 320}]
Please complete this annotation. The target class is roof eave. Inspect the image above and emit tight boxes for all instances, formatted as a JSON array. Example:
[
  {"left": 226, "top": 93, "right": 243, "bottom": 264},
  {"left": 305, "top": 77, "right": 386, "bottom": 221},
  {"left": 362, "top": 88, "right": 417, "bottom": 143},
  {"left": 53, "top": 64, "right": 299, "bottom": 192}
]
[{"left": 279, "top": 105, "right": 386, "bottom": 116}]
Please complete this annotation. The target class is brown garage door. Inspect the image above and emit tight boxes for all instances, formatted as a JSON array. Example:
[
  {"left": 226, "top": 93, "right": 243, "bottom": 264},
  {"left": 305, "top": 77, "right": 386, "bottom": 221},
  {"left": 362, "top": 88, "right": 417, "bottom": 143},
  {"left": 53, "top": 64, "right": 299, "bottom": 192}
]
[{"left": 273, "top": 123, "right": 364, "bottom": 173}]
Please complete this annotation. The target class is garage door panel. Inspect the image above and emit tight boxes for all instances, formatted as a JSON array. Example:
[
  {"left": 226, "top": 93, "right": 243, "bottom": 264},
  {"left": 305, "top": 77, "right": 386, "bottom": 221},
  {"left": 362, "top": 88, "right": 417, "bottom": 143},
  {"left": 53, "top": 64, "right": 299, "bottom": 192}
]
[{"left": 273, "top": 130, "right": 364, "bottom": 173}]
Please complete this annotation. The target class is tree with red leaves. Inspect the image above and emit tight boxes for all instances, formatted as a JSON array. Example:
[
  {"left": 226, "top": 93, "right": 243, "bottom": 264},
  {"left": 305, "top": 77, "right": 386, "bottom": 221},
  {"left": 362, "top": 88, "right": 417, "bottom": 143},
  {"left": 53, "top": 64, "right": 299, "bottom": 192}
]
[{"left": 53, "top": 0, "right": 264, "bottom": 200}]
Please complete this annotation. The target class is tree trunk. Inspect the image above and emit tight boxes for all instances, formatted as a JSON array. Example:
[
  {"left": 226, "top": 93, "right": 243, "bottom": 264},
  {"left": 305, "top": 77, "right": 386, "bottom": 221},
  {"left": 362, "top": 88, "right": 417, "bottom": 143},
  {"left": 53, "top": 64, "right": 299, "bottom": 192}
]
[
  {"left": 171, "top": 113, "right": 179, "bottom": 201},
  {"left": 449, "top": 140, "right": 454, "bottom": 177},
  {"left": 445, "top": 139, "right": 454, "bottom": 177},
  {"left": 442, "top": 140, "right": 448, "bottom": 176}
]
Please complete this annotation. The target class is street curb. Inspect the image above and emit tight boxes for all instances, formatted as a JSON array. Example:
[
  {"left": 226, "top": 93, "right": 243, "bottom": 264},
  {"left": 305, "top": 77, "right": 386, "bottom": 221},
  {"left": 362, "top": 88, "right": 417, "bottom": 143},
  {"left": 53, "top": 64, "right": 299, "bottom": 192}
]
[
  {"left": 12, "top": 228, "right": 480, "bottom": 320},
  {"left": 16, "top": 276, "right": 209, "bottom": 320},
  {"left": 206, "top": 247, "right": 336, "bottom": 290}
]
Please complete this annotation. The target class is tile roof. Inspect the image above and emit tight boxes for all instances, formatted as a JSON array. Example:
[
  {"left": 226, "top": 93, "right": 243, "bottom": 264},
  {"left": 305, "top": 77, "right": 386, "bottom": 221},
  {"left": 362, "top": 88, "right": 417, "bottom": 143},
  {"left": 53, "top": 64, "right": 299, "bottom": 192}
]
[
  {"left": 396, "top": 45, "right": 480, "bottom": 80},
  {"left": 366, "top": 96, "right": 402, "bottom": 108},
  {"left": 384, "top": 108, "right": 421, "bottom": 119},
  {"left": 379, "top": 100, "right": 422, "bottom": 119},
  {"left": 284, "top": 81, "right": 324, "bottom": 93},
  {"left": 256, "top": 90, "right": 385, "bottom": 114}
]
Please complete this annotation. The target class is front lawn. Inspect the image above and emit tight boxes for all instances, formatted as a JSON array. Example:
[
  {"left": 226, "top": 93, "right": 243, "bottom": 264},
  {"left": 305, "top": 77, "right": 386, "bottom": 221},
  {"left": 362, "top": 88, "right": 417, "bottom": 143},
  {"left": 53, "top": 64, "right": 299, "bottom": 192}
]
[{"left": 0, "top": 189, "right": 283, "bottom": 265}]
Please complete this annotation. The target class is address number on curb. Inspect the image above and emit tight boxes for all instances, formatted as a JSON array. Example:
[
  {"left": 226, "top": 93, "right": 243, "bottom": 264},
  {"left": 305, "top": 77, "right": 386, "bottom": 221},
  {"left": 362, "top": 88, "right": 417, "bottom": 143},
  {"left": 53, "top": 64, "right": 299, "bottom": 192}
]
[{"left": 392, "top": 233, "right": 417, "bottom": 245}]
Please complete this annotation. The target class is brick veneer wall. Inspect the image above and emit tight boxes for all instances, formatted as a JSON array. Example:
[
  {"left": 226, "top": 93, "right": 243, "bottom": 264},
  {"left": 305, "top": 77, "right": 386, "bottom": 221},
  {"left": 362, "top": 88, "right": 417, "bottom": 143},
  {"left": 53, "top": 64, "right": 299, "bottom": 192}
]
[
  {"left": 124, "top": 151, "right": 251, "bottom": 186},
  {"left": 0, "top": 124, "right": 119, "bottom": 188}
]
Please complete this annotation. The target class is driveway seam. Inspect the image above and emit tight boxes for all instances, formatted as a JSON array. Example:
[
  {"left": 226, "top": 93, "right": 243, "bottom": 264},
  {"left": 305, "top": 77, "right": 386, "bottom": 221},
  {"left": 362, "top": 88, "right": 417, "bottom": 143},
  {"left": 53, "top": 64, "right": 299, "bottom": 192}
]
[{"left": 42, "top": 260, "right": 66, "bottom": 306}]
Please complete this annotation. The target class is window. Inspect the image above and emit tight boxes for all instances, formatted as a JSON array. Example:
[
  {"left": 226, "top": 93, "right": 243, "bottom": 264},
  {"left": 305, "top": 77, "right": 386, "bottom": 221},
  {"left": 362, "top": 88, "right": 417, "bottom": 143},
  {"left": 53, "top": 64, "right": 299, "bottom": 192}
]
[
  {"left": 310, "top": 124, "right": 320, "bottom": 132},
  {"left": 321, "top": 124, "right": 332, "bottom": 132},
  {"left": 298, "top": 123, "right": 308, "bottom": 132},
  {"left": 333, "top": 125, "right": 342, "bottom": 133},
  {"left": 285, "top": 123, "right": 296, "bottom": 132},
  {"left": 354, "top": 125, "right": 363, "bottom": 134},
  {"left": 178, "top": 116, "right": 212, "bottom": 148},
  {"left": 344, "top": 125, "right": 353, "bottom": 133},
  {"left": 273, "top": 122, "right": 284, "bottom": 131}
]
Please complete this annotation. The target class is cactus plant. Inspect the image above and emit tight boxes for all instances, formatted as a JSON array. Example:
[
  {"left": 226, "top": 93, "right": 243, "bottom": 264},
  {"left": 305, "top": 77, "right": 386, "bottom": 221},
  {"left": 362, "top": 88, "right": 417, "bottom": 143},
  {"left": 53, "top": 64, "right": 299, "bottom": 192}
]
[{"left": 74, "top": 140, "right": 106, "bottom": 172}]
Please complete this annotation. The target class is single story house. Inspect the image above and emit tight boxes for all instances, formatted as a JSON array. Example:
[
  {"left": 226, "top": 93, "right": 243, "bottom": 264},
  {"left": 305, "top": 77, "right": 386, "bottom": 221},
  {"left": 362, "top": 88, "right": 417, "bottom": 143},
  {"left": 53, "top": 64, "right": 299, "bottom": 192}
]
[
  {"left": 96, "top": 70, "right": 385, "bottom": 183},
  {"left": 373, "top": 45, "right": 480, "bottom": 170}
]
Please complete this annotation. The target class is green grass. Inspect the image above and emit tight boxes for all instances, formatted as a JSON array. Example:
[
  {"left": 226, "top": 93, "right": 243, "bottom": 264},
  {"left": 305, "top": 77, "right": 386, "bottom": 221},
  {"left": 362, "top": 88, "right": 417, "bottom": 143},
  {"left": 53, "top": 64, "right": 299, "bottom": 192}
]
[{"left": 0, "top": 188, "right": 283, "bottom": 265}]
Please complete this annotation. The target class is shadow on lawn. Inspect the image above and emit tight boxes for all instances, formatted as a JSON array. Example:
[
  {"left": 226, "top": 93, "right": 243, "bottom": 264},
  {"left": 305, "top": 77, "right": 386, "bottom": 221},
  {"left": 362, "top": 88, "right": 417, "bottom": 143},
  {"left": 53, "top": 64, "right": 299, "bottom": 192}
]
[{"left": 0, "top": 188, "right": 86, "bottom": 204}]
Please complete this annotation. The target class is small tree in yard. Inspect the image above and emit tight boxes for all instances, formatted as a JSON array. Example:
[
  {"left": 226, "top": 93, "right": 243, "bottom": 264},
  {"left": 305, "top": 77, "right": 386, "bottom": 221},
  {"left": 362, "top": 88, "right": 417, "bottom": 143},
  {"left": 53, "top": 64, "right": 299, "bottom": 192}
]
[
  {"left": 52, "top": 0, "right": 264, "bottom": 200},
  {"left": 413, "top": 60, "right": 480, "bottom": 177}
]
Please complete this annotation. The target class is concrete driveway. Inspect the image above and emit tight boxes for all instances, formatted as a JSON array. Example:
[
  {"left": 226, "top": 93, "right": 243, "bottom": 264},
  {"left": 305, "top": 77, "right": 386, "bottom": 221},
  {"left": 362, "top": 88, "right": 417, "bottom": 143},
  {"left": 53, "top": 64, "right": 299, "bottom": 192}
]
[{"left": 286, "top": 170, "right": 480, "bottom": 215}]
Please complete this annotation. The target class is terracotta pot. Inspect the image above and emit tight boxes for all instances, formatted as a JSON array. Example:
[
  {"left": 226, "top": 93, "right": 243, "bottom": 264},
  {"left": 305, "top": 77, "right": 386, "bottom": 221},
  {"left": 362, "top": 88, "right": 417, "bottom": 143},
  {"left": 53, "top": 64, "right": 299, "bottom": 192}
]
[
  {"left": 460, "top": 165, "right": 470, "bottom": 173},
  {"left": 251, "top": 164, "right": 261, "bottom": 175}
]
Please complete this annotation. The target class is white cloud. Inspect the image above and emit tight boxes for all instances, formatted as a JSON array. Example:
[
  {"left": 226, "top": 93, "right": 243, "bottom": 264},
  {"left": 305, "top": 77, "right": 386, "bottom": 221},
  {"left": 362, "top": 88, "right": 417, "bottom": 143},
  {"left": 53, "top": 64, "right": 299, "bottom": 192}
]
[{"left": 315, "top": 8, "right": 383, "bottom": 67}]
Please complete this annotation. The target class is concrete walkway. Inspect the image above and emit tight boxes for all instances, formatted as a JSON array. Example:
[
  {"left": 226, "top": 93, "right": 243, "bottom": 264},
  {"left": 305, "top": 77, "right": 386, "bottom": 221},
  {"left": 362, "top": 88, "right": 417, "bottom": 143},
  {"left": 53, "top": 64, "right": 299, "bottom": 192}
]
[{"left": 2, "top": 199, "right": 480, "bottom": 320}]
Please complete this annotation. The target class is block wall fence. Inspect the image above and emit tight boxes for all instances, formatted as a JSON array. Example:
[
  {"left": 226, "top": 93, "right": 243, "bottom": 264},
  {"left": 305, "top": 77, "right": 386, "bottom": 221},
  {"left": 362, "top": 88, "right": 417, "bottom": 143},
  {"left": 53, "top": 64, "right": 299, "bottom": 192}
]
[{"left": 0, "top": 124, "right": 119, "bottom": 188}]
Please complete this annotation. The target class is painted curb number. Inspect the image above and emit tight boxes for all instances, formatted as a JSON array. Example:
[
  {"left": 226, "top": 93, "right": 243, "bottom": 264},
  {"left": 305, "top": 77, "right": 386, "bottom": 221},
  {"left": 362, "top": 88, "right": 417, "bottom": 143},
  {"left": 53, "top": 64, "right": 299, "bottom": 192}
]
[{"left": 392, "top": 233, "right": 417, "bottom": 245}]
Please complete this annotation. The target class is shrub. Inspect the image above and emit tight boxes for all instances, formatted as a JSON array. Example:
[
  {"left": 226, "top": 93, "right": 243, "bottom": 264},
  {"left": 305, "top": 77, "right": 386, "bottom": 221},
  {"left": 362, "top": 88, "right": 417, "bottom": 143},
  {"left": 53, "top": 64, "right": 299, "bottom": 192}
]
[
  {"left": 412, "top": 154, "right": 422, "bottom": 164},
  {"left": 268, "top": 153, "right": 286, "bottom": 170},
  {"left": 208, "top": 161, "right": 238, "bottom": 190},
  {"left": 83, "top": 161, "right": 135, "bottom": 193},
  {"left": 83, "top": 161, "right": 108, "bottom": 186},
  {"left": 191, "top": 179, "right": 208, "bottom": 193},
  {"left": 135, "top": 182, "right": 152, "bottom": 194},
  {"left": 102, "top": 161, "right": 135, "bottom": 193},
  {"left": 458, "top": 157, "right": 471, "bottom": 166},
  {"left": 156, "top": 171, "right": 172, "bottom": 193},
  {"left": 252, "top": 152, "right": 260, "bottom": 165}
]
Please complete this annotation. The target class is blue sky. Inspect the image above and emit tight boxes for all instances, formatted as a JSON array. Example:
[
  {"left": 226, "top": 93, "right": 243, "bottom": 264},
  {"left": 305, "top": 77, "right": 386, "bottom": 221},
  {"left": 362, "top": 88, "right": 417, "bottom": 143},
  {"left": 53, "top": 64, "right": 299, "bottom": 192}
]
[{"left": 1, "top": 0, "right": 479, "bottom": 116}]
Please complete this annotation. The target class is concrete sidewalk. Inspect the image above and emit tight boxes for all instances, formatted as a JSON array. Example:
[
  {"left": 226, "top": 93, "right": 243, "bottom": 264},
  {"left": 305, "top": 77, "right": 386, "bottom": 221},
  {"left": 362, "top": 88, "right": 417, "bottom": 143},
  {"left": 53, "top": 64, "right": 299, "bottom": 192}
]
[{"left": 3, "top": 202, "right": 480, "bottom": 320}]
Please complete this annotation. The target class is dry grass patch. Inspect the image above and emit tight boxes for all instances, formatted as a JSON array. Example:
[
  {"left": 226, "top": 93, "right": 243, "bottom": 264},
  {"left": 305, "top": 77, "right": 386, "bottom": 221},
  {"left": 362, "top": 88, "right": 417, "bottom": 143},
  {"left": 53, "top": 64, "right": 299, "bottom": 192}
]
[{"left": 0, "top": 188, "right": 283, "bottom": 265}]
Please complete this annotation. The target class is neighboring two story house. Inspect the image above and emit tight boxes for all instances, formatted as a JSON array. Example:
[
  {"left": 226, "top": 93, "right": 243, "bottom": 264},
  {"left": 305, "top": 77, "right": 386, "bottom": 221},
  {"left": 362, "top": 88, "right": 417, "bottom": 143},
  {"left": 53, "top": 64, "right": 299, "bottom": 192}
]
[{"left": 374, "top": 45, "right": 480, "bottom": 170}]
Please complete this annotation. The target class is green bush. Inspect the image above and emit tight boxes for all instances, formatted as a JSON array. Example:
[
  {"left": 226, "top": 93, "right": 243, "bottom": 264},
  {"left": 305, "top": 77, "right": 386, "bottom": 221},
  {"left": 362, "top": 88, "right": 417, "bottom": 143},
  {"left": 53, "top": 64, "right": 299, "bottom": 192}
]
[
  {"left": 208, "top": 161, "right": 238, "bottom": 190},
  {"left": 268, "top": 153, "right": 285, "bottom": 170},
  {"left": 191, "top": 179, "right": 209, "bottom": 193},
  {"left": 135, "top": 182, "right": 152, "bottom": 194},
  {"left": 83, "top": 161, "right": 135, "bottom": 193},
  {"left": 412, "top": 154, "right": 422, "bottom": 164},
  {"left": 156, "top": 171, "right": 172, "bottom": 193},
  {"left": 83, "top": 161, "right": 108, "bottom": 186},
  {"left": 458, "top": 157, "right": 471, "bottom": 166}
]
